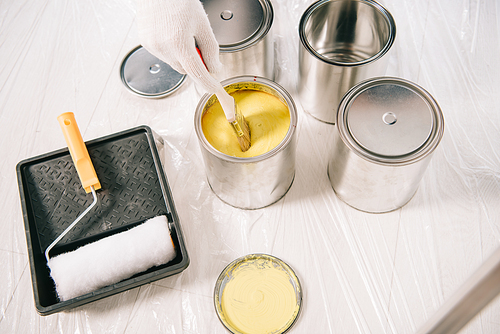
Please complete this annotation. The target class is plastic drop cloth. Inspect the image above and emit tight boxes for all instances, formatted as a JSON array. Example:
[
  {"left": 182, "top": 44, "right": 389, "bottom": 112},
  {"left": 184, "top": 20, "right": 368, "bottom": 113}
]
[{"left": 1, "top": 0, "right": 500, "bottom": 333}]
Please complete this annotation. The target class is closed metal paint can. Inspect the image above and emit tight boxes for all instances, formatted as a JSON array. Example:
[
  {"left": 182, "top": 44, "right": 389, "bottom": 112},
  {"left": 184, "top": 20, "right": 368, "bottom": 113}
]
[
  {"left": 298, "top": 0, "right": 396, "bottom": 124},
  {"left": 194, "top": 76, "right": 297, "bottom": 209},
  {"left": 328, "top": 77, "right": 444, "bottom": 213},
  {"left": 201, "top": 0, "right": 274, "bottom": 80}
]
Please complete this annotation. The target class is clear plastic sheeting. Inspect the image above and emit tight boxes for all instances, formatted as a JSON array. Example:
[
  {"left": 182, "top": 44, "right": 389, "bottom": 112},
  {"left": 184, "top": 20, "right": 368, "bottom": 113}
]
[{"left": 1, "top": 0, "right": 499, "bottom": 332}]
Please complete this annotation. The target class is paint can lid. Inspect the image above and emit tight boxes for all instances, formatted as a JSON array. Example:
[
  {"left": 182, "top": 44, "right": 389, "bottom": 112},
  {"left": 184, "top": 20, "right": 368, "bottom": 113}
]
[
  {"left": 120, "top": 46, "right": 186, "bottom": 98},
  {"left": 201, "top": 0, "right": 273, "bottom": 51},
  {"left": 338, "top": 77, "right": 444, "bottom": 164},
  {"left": 214, "top": 254, "right": 302, "bottom": 334}
]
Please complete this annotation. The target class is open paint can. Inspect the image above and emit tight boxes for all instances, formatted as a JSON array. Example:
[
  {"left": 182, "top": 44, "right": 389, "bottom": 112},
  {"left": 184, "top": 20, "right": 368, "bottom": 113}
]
[
  {"left": 328, "top": 77, "right": 444, "bottom": 213},
  {"left": 298, "top": 0, "right": 396, "bottom": 124},
  {"left": 201, "top": 0, "right": 274, "bottom": 80},
  {"left": 194, "top": 76, "right": 297, "bottom": 209}
]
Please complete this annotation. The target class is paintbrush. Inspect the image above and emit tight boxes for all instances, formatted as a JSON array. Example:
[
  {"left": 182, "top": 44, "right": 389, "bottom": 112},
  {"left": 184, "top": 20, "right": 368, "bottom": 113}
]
[{"left": 196, "top": 48, "right": 251, "bottom": 152}]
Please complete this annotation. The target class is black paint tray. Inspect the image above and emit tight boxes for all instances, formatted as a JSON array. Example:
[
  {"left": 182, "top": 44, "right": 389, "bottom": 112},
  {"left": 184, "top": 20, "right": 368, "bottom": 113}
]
[{"left": 16, "top": 125, "right": 189, "bottom": 315}]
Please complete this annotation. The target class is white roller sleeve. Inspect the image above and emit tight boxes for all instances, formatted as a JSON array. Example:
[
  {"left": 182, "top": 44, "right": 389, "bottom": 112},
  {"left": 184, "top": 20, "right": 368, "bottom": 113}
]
[{"left": 48, "top": 215, "right": 176, "bottom": 301}]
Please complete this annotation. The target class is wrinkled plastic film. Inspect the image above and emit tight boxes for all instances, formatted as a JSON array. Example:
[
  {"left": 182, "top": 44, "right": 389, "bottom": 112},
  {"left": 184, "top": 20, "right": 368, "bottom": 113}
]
[{"left": 2, "top": 0, "right": 500, "bottom": 333}]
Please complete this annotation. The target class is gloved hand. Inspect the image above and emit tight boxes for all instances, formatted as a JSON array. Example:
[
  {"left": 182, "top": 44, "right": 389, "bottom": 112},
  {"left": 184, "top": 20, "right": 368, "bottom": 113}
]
[{"left": 136, "top": 0, "right": 223, "bottom": 93}]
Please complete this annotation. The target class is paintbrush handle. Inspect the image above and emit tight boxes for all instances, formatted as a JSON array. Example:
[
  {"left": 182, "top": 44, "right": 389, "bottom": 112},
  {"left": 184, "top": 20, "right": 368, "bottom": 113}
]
[
  {"left": 215, "top": 88, "right": 236, "bottom": 123},
  {"left": 196, "top": 47, "right": 236, "bottom": 122}
]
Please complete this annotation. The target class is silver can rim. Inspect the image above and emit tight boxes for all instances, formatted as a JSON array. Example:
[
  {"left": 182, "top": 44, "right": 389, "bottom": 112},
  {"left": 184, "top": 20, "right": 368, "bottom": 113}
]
[
  {"left": 336, "top": 76, "right": 445, "bottom": 166},
  {"left": 194, "top": 76, "right": 297, "bottom": 163},
  {"left": 299, "top": 0, "right": 396, "bottom": 67},
  {"left": 219, "top": 0, "right": 274, "bottom": 53}
]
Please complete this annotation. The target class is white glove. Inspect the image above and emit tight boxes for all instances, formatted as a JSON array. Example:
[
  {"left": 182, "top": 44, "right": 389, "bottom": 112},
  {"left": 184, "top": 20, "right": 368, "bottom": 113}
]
[{"left": 136, "top": 0, "right": 223, "bottom": 93}]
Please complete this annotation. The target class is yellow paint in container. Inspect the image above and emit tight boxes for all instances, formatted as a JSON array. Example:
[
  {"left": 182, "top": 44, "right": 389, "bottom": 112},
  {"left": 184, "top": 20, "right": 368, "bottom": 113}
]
[
  {"left": 202, "top": 89, "right": 291, "bottom": 158},
  {"left": 214, "top": 254, "right": 302, "bottom": 334}
]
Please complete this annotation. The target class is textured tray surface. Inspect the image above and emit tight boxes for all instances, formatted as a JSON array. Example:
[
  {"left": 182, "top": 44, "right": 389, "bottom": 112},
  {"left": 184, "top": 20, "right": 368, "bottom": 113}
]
[{"left": 24, "top": 131, "right": 168, "bottom": 254}]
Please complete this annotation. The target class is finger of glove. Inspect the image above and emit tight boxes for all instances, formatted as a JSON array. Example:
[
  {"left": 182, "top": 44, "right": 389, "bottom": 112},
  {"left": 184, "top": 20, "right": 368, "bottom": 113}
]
[
  {"left": 195, "top": 30, "right": 222, "bottom": 74},
  {"left": 183, "top": 48, "right": 221, "bottom": 93},
  {"left": 161, "top": 57, "right": 187, "bottom": 75},
  {"left": 136, "top": 0, "right": 205, "bottom": 75},
  {"left": 193, "top": 13, "right": 223, "bottom": 74},
  {"left": 145, "top": 48, "right": 187, "bottom": 75},
  {"left": 139, "top": 44, "right": 188, "bottom": 75}
]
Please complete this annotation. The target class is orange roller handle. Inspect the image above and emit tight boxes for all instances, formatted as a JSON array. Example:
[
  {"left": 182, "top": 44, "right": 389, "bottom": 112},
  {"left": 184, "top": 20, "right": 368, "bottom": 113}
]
[{"left": 57, "top": 112, "right": 101, "bottom": 193}]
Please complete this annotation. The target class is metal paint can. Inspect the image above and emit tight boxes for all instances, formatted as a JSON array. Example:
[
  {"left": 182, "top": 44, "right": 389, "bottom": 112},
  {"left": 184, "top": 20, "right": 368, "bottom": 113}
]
[
  {"left": 327, "top": 77, "right": 444, "bottom": 213},
  {"left": 298, "top": 0, "right": 396, "bottom": 124},
  {"left": 194, "top": 76, "right": 297, "bottom": 210},
  {"left": 201, "top": 0, "right": 274, "bottom": 80}
]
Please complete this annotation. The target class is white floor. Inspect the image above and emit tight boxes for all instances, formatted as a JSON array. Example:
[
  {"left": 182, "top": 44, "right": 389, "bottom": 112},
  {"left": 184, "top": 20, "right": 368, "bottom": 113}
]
[{"left": 1, "top": 0, "right": 500, "bottom": 333}]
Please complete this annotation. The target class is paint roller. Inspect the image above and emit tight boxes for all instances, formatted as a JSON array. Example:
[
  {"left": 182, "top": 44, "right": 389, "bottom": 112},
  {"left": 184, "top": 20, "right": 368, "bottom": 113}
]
[{"left": 46, "top": 112, "right": 176, "bottom": 301}]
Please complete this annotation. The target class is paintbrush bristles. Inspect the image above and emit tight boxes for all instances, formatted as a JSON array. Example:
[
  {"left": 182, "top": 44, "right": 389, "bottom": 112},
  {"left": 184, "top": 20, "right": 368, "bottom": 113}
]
[
  {"left": 233, "top": 106, "right": 251, "bottom": 152},
  {"left": 212, "top": 85, "right": 251, "bottom": 152}
]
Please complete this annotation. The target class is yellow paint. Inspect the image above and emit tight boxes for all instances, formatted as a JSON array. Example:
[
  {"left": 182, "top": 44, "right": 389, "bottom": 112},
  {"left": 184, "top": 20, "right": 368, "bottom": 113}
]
[
  {"left": 202, "top": 89, "right": 290, "bottom": 158},
  {"left": 220, "top": 257, "right": 299, "bottom": 334}
]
